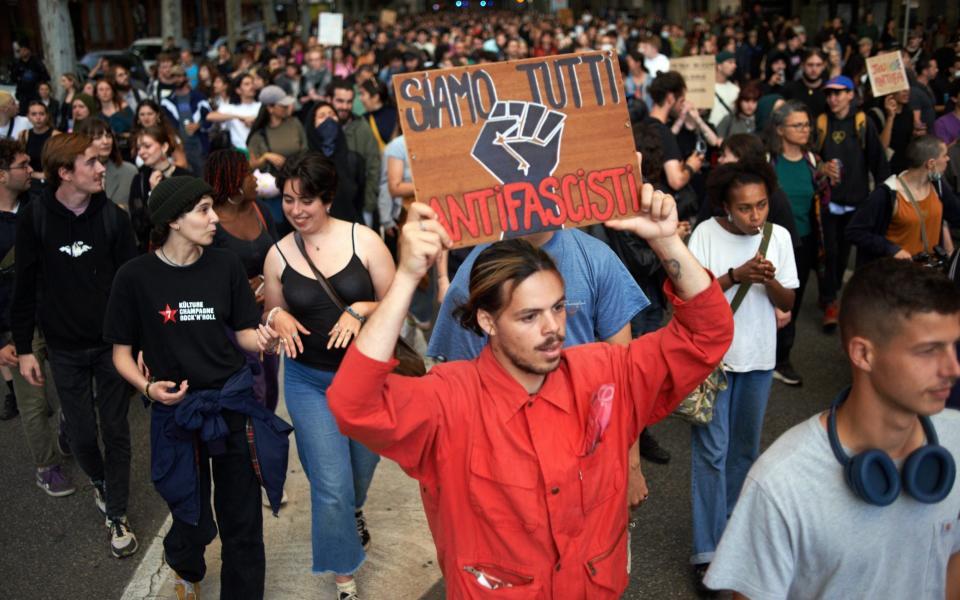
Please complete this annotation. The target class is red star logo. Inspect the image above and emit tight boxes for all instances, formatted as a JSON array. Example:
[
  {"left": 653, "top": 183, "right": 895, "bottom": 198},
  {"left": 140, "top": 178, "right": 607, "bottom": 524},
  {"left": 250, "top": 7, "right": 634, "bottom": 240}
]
[{"left": 159, "top": 304, "right": 178, "bottom": 324}]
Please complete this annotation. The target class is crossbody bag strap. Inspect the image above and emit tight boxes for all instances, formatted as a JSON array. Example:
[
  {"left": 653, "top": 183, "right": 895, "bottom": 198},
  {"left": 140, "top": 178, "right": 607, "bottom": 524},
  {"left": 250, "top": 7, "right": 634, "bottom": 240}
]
[
  {"left": 293, "top": 232, "right": 348, "bottom": 313},
  {"left": 896, "top": 175, "right": 931, "bottom": 254},
  {"left": 729, "top": 221, "right": 774, "bottom": 314}
]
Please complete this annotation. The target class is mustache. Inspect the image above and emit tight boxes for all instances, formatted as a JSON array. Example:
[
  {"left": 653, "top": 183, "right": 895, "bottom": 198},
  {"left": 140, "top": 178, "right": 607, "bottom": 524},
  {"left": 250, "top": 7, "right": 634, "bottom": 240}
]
[{"left": 536, "top": 335, "right": 565, "bottom": 351}]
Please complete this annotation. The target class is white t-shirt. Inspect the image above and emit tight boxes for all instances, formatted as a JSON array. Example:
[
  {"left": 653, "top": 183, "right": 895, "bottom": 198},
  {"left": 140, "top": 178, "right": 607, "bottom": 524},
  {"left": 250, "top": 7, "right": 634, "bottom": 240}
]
[
  {"left": 0, "top": 115, "right": 32, "bottom": 140},
  {"left": 706, "top": 409, "right": 960, "bottom": 600},
  {"left": 217, "top": 101, "right": 261, "bottom": 150},
  {"left": 688, "top": 218, "right": 798, "bottom": 372},
  {"left": 709, "top": 80, "right": 740, "bottom": 128},
  {"left": 644, "top": 54, "right": 670, "bottom": 78}
]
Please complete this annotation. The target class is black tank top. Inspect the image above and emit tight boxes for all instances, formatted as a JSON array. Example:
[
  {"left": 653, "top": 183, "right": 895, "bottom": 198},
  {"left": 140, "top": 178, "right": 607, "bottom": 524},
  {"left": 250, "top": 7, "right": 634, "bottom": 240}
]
[
  {"left": 26, "top": 129, "right": 53, "bottom": 171},
  {"left": 278, "top": 223, "right": 375, "bottom": 371}
]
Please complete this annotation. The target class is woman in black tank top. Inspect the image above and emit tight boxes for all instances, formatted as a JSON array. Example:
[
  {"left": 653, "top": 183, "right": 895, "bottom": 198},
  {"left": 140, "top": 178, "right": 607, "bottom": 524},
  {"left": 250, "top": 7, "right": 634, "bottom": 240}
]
[
  {"left": 206, "top": 149, "right": 281, "bottom": 412},
  {"left": 258, "top": 152, "right": 395, "bottom": 597}
]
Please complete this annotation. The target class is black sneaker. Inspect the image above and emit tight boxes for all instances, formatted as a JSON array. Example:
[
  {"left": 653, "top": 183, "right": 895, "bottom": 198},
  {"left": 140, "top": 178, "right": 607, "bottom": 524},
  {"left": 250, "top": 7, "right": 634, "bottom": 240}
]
[
  {"left": 773, "top": 363, "right": 803, "bottom": 387},
  {"left": 693, "top": 563, "right": 717, "bottom": 597},
  {"left": 0, "top": 392, "right": 18, "bottom": 420},
  {"left": 355, "top": 509, "right": 371, "bottom": 550},
  {"left": 639, "top": 429, "right": 671, "bottom": 464},
  {"left": 106, "top": 515, "right": 138, "bottom": 558},
  {"left": 57, "top": 411, "right": 72, "bottom": 456}
]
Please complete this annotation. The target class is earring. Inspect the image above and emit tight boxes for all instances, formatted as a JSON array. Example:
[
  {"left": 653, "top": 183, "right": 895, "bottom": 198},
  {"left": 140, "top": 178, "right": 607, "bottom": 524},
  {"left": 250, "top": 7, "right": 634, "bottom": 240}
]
[
  {"left": 726, "top": 212, "right": 733, "bottom": 223},
  {"left": 326, "top": 205, "right": 331, "bottom": 214}
]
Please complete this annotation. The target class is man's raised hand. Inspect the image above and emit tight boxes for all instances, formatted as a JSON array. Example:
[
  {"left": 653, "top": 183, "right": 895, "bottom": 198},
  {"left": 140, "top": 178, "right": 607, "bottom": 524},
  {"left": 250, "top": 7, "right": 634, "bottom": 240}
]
[
  {"left": 399, "top": 202, "right": 453, "bottom": 283},
  {"left": 606, "top": 152, "right": 679, "bottom": 241}
]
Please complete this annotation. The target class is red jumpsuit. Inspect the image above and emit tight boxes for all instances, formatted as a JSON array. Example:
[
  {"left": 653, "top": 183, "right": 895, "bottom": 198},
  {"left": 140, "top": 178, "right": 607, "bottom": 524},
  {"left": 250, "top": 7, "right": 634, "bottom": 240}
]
[{"left": 328, "top": 280, "right": 733, "bottom": 598}]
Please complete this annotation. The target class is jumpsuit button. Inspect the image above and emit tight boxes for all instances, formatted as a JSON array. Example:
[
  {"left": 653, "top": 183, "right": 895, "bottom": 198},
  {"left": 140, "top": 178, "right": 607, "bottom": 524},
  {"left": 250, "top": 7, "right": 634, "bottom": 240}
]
[{"left": 551, "top": 487, "right": 560, "bottom": 495}]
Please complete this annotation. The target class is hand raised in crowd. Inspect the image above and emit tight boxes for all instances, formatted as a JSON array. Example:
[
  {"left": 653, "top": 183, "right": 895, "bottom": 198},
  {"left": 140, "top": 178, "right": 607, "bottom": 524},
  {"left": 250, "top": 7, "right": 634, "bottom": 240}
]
[
  {"left": 398, "top": 202, "right": 453, "bottom": 283},
  {"left": 19, "top": 353, "right": 44, "bottom": 387},
  {"left": 884, "top": 94, "right": 898, "bottom": 116},
  {"left": 148, "top": 169, "right": 165, "bottom": 190},
  {"left": 685, "top": 151, "right": 704, "bottom": 174},
  {"left": 148, "top": 379, "right": 189, "bottom": 406},
  {"left": 258, "top": 308, "right": 311, "bottom": 358},
  {"left": 607, "top": 153, "right": 679, "bottom": 241},
  {"left": 734, "top": 252, "right": 776, "bottom": 284},
  {"left": 0, "top": 343, "right": 18, "bottom": 367},
  {"left": 327, "top": 307, "right": 363, "bottom": 350}
]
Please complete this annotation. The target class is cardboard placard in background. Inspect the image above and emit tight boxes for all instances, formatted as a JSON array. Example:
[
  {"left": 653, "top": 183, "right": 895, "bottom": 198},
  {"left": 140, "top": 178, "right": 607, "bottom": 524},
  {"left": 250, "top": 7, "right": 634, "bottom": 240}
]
[
  {"left": 669, "top": 55, "right": 716, "bottom": 110},
  {"left": 866, "top": 51, "right": 909, "bottom": 96},
  {"left": 393, "top": 51, "right": 639, "bottom": 249},
  {"left": 379, "top": 9, "right": 397, "bottom": 26},
  {"left": 318, "top": 13, "right": 343, "bottom": 46}
]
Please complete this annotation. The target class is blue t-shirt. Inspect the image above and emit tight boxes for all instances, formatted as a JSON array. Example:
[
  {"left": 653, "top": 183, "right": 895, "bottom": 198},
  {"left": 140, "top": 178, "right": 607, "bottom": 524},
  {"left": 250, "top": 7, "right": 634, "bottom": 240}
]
[{"left": 427, "top": 229, "right": 649, "bottom": 361}]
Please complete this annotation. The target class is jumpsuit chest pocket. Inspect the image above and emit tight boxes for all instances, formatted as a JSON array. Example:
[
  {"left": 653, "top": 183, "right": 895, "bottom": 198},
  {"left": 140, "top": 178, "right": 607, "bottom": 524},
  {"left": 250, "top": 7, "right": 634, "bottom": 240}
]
[
  {"left": 468, "top": 445, "right": 543, "bottom": 532},
  {"left": 578, "top": 439, "right": 623, "bottom": 514}
]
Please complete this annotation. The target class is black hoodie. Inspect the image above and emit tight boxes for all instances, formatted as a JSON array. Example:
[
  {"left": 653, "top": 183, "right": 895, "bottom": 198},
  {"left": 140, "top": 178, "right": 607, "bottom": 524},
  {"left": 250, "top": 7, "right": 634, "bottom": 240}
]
[{"left": 11, "top": 187, "right": 136, "bottom": 354}]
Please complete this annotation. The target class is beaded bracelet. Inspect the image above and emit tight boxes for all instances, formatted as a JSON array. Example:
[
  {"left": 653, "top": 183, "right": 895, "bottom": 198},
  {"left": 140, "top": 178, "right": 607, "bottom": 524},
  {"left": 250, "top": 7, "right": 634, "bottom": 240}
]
[{"left": 344, "top": 306, "right": 367, "bottom": 324}]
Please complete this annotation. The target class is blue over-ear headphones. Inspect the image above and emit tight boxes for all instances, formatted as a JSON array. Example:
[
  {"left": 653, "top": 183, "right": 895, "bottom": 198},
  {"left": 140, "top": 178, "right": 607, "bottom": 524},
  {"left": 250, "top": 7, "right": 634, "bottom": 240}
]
[{"left": 828, "top": 388, "right": 957, "bottom": 506}]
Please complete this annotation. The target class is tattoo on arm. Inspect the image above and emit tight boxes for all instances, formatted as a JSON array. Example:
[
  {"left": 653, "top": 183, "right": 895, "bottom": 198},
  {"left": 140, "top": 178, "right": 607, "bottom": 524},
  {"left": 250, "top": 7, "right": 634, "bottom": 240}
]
[{"left": 663, "top": 258, "right": 682, "bottom": 281}]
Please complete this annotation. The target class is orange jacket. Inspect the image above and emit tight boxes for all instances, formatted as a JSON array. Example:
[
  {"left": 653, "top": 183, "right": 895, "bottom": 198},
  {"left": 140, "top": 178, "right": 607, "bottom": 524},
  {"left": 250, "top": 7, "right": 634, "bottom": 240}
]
[{"left": 328, "top": 279, "right": 732, "bottom": 599}]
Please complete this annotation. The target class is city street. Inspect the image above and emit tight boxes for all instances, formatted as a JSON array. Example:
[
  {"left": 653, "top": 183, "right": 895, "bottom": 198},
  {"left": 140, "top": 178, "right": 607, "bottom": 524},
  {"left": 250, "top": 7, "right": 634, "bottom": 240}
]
[{"left": 0, "top": 281, "right": 850, "bottom": 599}]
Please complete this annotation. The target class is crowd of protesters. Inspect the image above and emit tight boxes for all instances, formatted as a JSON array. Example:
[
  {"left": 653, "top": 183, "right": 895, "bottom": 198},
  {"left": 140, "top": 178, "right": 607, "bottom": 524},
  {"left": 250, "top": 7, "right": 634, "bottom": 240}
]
[{"left": 2, "top": 5, "right": 960, "bottom": 599}]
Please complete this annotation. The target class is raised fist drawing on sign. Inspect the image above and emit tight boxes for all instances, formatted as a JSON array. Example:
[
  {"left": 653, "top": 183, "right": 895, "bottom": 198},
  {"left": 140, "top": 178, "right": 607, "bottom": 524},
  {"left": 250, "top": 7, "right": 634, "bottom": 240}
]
[{"left": 471, "top": 100, "right": 566, "bottom": 237}]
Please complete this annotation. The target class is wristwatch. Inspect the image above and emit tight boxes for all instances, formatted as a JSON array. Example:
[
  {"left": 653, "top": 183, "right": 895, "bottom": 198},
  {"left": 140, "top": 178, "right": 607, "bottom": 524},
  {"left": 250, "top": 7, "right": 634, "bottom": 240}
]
[{"left": 728, "top": 268, "right": 739, "bottom": 284}]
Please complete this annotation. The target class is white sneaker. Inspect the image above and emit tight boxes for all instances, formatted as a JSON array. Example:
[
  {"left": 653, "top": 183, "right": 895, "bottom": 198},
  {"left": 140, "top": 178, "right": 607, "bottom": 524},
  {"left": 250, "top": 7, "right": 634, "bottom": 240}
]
[{"left": 106, "top": 515, "right": 138, "bottom": 558}]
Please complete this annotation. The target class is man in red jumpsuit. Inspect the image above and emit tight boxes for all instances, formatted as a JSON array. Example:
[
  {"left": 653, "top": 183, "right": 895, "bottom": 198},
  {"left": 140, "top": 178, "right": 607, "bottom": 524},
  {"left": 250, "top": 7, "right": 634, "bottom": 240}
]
[{"left": 325, "top": 183, "right": 734, "bottom": 598}]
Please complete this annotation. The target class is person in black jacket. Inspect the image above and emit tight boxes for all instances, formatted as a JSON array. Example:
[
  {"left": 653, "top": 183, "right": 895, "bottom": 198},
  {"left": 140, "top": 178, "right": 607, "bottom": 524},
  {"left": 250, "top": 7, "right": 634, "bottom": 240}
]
[
  {"left": 11, "top": 45, "right": 50, "bottom": 113},
  {"left": 11, "top": 133, "right": 139, "bottom": 558},
  {"left": 847, "top": 135, "right": 960, "bottom": 266},
  {"left": 0, "top": 139, "right": 76, "bottom": 494}
]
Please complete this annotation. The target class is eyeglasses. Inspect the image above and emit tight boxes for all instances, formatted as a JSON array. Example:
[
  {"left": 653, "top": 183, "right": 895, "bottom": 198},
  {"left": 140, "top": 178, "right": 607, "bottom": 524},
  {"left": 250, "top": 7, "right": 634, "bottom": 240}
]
[
  {"left": 5, "top": 163, "right": 30, "bottom": 171},
  {"left": 784, "top": 122, "right": 811, "bottom": 129}
]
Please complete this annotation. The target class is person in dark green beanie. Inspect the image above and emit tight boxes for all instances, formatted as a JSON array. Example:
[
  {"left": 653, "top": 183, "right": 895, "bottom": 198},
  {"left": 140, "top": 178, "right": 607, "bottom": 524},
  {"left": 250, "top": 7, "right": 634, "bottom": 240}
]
[{"left": 103, "top": 175, "right": 292, "bottom": 600}]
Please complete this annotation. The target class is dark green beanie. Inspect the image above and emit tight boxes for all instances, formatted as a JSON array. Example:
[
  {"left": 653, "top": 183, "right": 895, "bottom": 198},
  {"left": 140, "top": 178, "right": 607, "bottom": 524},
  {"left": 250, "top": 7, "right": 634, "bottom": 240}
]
[
  {"left": 73, "top": 93, "right": 98, "bottom": 116},
  {"left": 148, "top": 176, "right": 213, "bottom": 226}
]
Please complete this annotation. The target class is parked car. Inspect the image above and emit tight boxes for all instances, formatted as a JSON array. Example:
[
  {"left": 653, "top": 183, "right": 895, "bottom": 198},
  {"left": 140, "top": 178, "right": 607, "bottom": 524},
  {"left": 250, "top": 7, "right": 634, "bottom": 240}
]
[
  {"left": 78, "top": 51, "right": 150, "bottom": 85},
  {"left": 129, "top": 37, "right": 165, "bottom": 72},
  {"left": 205, "top": 22, "right": 267, "bottom": 60}
]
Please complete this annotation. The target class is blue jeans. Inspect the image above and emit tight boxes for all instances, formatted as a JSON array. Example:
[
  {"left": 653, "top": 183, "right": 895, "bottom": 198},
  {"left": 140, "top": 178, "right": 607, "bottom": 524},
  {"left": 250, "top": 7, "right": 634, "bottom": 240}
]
[
  {"left": 690, "top": 369, "right": 773, "bottom": 564},
  {"left": 283, "top": 357, "right": 380, "bottom": 575}
]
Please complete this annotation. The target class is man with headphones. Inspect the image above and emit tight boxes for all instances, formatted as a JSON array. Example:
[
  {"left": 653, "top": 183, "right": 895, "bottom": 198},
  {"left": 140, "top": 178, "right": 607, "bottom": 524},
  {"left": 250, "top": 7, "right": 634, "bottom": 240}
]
[{"left": 704, "top": 258, "right": 960, "bottom": 598}]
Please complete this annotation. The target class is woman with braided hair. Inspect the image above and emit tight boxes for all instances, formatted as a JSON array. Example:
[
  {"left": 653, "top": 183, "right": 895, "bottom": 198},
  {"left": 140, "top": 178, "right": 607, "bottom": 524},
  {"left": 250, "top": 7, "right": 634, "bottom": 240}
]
[{"left": 204, "top": 149, "right": 281, "bottom": 413}]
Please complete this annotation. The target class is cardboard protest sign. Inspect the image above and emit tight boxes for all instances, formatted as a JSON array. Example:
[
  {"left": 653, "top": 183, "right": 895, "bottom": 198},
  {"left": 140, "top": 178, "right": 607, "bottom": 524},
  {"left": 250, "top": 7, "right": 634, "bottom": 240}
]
[
  {"left": 379, "top": 9, "right": 397, "bottom": 26},
  {"left": 866, "top": 51, "right": 909, "bottom": 97},
  {"left": 318, "top": 13, "right": 343, "bottom": 46},
  {"left": 393, "top": 51, "right": 639, "bottom": 248},
  {"left": 669, "top": 55, "right": 716, "bottom": 110}
]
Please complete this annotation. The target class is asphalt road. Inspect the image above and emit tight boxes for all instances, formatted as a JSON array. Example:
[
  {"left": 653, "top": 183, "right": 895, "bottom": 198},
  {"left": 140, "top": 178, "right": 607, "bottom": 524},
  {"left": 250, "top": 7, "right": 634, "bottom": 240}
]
[{"left": 0, "top": 276, "right": 848, "bottom": 600}]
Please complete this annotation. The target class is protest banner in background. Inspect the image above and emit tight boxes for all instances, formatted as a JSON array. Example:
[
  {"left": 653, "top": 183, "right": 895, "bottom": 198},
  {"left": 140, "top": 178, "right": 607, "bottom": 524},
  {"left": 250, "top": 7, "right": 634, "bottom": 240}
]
[
  {"left": 379, "top": 9, "right": 397, "bottom": 26},
  {"left": 866, "top": 51, "right": 910, "bottom": 96},
  {"left": 669, "top": 55, "right": 716, "bottom": 110},
  {"left": 392, "top": 51, "right": 640, "bottom": 248},
  {"left": 318, "top": 13, "right": 343, "bottom": 46}
]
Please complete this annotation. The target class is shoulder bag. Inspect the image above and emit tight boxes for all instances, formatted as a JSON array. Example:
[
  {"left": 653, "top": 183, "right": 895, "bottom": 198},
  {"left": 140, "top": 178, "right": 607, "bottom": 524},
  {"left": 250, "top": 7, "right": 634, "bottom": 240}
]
[
  {"left": 293, "top": 232, "right": 426, "bottom": 377},
  {"left": 673, "top": 221, "right": 773, "bottom": 425}
]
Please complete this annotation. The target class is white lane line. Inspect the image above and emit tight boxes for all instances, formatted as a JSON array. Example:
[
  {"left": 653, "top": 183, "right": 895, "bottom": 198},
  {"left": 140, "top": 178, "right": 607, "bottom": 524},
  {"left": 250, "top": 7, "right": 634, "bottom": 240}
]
[{"left": 119, "top": 514, "right": 172, "bottom": 600}]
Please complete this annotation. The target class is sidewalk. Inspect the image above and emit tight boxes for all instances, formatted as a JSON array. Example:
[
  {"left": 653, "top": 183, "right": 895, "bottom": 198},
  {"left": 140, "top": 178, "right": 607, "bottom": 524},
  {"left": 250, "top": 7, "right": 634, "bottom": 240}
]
[{"left": 121, "top": 398, "right": 442, "bottom": 600}]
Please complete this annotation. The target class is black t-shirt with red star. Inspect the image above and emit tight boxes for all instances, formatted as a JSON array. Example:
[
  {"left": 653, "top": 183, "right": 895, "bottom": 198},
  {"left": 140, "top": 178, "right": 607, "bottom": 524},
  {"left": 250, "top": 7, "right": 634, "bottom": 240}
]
[{"left": 104, "top": 248, "right": 260, "bottom": 390}]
